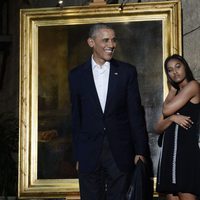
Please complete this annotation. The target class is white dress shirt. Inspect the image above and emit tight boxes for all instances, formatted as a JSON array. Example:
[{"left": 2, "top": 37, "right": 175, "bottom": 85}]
[{"left": 92, "top": 57, "right": 110, "bottom": 113}]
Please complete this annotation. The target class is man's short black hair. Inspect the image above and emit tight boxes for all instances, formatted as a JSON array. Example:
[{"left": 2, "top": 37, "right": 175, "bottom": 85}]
[{"left": 89, "top": 23, "right": 114, "bottom": 38}]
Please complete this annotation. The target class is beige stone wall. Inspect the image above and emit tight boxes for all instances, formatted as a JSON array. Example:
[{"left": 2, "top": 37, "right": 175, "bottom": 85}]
[{"left": 182, "top": 0, "right": 200, "bottom": 81}]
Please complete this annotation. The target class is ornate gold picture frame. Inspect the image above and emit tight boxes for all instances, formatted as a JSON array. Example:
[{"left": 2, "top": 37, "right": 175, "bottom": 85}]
[{"left": 19, "top": 1, "right": 182, "bottom": 199}]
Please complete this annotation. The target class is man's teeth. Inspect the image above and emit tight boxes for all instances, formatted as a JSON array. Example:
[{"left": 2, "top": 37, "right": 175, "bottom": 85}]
[{"left": 105, "top": 49, "right": 112, "bottom": 52}]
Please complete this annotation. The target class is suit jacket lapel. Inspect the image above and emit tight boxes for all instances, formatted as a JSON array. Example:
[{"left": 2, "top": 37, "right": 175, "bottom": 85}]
[
  {"left": 104, "top": 60, "right": 119, "bottom": 114},
  {"left": 82, "top": 59, "right": 103, "bottom": 114}
]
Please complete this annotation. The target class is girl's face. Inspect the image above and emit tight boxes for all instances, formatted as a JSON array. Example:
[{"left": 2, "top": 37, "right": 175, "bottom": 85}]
[{"left": 166, "top": 58, "right": 187, "bottom": 84}]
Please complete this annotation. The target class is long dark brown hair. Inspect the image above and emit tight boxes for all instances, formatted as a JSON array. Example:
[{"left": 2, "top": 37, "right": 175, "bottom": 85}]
[{"left": 164, "top": 54, "right": 195, "bottom": 89}]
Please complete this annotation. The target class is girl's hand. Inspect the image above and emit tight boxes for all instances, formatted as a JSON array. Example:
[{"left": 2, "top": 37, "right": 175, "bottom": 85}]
[{"left": 170, "top": 113, "right": 193, "bottom": 130}]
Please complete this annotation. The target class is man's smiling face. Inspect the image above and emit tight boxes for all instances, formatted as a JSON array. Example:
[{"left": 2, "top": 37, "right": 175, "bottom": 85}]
[{"left": 88, "top": 28, "right": 117, "bottom": 66}]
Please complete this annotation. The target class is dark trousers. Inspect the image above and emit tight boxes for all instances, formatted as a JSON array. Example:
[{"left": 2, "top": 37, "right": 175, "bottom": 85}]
[{"left": 78, "top": 136, "right": 129, "bottom": 200}]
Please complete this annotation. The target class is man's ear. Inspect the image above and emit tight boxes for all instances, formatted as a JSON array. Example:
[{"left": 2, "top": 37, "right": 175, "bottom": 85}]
[{"left": 87, "top": 38, "right": 94, "bottom": 48}]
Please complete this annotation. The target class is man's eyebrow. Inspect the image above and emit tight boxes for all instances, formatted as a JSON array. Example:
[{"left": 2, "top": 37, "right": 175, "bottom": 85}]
[{"left": 102, "top": 37, "right": 117, "bottom": 40}]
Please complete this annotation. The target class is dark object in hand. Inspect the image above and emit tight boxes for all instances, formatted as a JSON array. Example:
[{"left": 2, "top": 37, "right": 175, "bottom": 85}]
[{"left": 126, "top": 159, "right": 151, "bottom": 200}]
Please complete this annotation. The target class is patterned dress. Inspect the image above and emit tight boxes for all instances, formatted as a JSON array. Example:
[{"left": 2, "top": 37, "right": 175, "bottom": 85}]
[{"left": 157, "top": 102, "right": 200, "bottom": 197}]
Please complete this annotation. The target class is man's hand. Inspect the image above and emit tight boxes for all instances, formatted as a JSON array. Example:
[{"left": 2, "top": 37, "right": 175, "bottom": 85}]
[{"left": 134, "top": 155, "right": 145, "bottom": 164}]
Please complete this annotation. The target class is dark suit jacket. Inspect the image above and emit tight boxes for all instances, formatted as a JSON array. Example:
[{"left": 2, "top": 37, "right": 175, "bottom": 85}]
[{"left": 69, "top": 58, "right": 148, "bottom": 173}]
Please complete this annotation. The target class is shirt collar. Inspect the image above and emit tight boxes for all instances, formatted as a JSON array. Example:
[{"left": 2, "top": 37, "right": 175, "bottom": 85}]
[{"left": 91, "top": 55, "right": 110, "bottom": 70}]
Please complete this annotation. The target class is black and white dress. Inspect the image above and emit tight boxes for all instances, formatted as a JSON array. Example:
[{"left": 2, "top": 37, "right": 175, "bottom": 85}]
[{"left": 157, "top": 102, "right": 200, "bottom": 197}]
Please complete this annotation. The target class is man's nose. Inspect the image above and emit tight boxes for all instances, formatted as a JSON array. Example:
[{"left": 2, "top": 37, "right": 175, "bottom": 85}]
[{"left": 108, "top": 40, "right": 115, "bottom": 47}]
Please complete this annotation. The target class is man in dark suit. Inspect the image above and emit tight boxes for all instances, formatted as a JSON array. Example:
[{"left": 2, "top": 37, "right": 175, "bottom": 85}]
[{"left": 69, "top": 23, "right": 148, "bottom": 200}]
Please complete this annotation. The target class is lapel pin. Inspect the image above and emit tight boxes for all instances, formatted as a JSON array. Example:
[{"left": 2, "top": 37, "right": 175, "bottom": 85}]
[{"left": 114, "top": 72, "right": 118, "bottom": 75}]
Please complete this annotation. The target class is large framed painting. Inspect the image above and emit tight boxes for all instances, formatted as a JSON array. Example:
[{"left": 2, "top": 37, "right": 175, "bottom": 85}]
[{"left": 19, "top": 0, "right": 182, "bottom": 199}]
